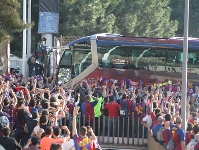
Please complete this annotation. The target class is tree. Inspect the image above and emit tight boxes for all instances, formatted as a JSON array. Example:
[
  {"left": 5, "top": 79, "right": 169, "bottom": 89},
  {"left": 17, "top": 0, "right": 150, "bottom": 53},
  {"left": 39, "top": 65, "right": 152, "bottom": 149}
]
[
  {"left": 0, "top": 0, "right": 23, "bottom": 43},
  {"left": 59, "top": 0, "right": 117, "bottom": 36},
  {"left": 112, "top": 0, "right": 178, "bottom": 37},
  {"left": 170, "top": 0, "right": 199, "bottom": 37}
]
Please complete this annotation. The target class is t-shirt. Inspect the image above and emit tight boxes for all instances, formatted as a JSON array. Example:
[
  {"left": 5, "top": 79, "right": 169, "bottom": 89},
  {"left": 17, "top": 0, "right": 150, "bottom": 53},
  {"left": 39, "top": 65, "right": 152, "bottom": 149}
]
[
  {"left": 73, "top": 134, "right": 94, "bottom": 150},
  {"left": 187, "top": 141, "right": 197, "bottom": 150},
  {"left": 170, "top": 126, "right": 185, "bottom": 150},
  {"left": 194, "top": 143, "right": 199, "bottom": 150},
  {"left": 152, "top": 124, "right": 163, "bottom": 138},
  {"left": 40, "top": 136, "right": 66, "bottom": 150}
]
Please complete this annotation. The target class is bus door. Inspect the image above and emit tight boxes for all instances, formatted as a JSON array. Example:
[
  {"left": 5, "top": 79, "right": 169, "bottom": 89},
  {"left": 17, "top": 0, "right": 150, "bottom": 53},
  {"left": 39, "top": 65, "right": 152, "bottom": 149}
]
[{"left": 57, "top": 50, "right": 72, "bottom": 85}]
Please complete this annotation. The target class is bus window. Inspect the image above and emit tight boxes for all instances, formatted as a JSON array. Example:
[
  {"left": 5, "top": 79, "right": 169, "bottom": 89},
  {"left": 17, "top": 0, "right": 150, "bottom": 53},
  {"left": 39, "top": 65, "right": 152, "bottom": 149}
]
[
  {"left": 72, "top": 45, "right": 92, "bottom": 77},
  {"left": 166, "top": 50, "right": 182, "bottom": 72},
  {"left": 188, "top": 50, "right": 199, "bottom": 74},
  {"left": 98, "top": 46, "right": 130, "bottom": 69},
  {"left": 57, "top": 50, "right": 72, "bottom": 84}
]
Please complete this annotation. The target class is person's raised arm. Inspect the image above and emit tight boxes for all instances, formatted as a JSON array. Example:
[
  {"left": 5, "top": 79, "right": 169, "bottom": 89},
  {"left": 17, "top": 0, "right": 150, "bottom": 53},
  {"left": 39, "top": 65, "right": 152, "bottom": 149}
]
[{"left": 72, "top": 107, "right": 79, "bottom": 136}]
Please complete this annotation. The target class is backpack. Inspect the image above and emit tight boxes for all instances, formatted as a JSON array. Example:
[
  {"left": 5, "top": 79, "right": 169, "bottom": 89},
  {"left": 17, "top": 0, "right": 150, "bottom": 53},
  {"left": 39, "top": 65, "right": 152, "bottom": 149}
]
[
  {"left": 167, "top": 127, "right": 179, "bottom": 150},
  {"left": 157, "top": 126, "right": 165, "bottom": 141},
  {"left": 119, "top": 106, "right": 127, "bottom": 116},
  {"left": 167, "top": 138, "right": 174, "bottom": 150}
]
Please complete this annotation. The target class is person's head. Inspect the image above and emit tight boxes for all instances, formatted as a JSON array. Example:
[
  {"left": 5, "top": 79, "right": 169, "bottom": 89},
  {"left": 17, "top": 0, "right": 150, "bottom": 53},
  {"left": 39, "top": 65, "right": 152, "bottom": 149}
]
[
  {"left": 29, "top": 100, "right": 36, "bottom": 107},
  {"left": 187, "top": 123, "right": 193, "bottom": 132},
  {"left": 175, "top": 117, "right": 182, "bottom": 126},
  {"left": 158, "top": 116, "right": 164, "bottom": 124},
  {"left": 31, "top": 136, "right": 38, "bottom": 145},
  {"left": 53, "top": 127, "right": 61, "bottom": 136},
  {"left": 192, "top": 112, "right": 197, "bottom": 118},
  {"left": 3, "top": 98, "right": 10, "bottom": 106},
  {"left": 45, "top": 126, "right": 53, "bottom": 136},
  {"left": 85, "top": 95, "right": 91, "bottom": 101},
  {"left": 42, "top": 102, "right": 49, "bottom": 109},
  {"left": 32, "top": 111, "right": 39, "bottom": 119},
  {"left": 40, "top": 115, "right": 48, "bottom": 124},
  {"left": 164, "top": 121, "right": 170, "bottom": 129},
  {"left": 156, "top": 113, "right": 162, "bottom": 120},
  {"left": 109, "top": 96, "right": 114, "bottom": 102},
  {"left": 136, "top": 97, "right": 141, "bottom": 103},
  {"left": 192, "top": 125, "right": 199, "bottom": 135},
  {"left": 79, "top": 126, "right": 87, "bottom": 137},
  {"left": 165, "top": 114, "right": 171, "bottom": 121},
  {"left": 41, "top": 110, "right": 49, "bottom": 116},
  {"left": 31, "top": 56, "right": 36, "bottom": 64},
  {"left": 1, "top": 127, "right": 10, "bottom": 137},
  {"left": 17, "top": 98, "right": 25, "bottom": 108},
  {"left": 50, "top": 143, "right": 64, "bottom": 150}
]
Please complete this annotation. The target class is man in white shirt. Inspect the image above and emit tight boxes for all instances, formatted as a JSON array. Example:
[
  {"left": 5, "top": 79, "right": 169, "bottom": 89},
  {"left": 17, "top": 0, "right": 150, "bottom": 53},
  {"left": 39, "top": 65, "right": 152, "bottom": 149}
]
[{"left": 187, "top": 133, "right": 199, "bottom": 150}]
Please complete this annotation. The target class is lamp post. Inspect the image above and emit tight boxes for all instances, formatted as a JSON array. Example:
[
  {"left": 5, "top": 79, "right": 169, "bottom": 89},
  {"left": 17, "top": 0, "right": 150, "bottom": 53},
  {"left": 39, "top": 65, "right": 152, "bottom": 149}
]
[
  {"left": 181, "top": 0, "right": 189, "bottom": 132},
  {"left": 22, "top": 0, "right": 26, "bottom": 78}
]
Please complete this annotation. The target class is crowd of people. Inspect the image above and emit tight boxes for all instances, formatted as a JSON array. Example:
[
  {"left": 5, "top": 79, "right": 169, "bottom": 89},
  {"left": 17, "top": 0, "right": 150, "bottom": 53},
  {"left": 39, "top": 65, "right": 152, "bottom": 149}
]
[{"left": 0, "top": 55, "right": 199, "bottom": 150}]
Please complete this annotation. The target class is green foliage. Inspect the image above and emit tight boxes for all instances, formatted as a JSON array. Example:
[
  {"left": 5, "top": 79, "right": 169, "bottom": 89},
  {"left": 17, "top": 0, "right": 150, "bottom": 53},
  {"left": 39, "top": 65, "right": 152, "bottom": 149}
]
[
  {"left": 0, "top": 0, "right": 23, "bottom": 43},
  {"left": 59, "top": 0, "right": 178, "bottom": 38}
]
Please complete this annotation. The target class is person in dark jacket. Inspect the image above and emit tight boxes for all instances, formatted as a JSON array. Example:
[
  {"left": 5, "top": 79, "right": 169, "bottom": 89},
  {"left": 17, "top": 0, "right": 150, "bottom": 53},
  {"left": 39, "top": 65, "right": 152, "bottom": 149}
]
[
  {"left": 0, "top": 127, "right": 22, "bottom": 150},
  {"left": 27, "top": 55, "right": 39, "bottom": 77}
]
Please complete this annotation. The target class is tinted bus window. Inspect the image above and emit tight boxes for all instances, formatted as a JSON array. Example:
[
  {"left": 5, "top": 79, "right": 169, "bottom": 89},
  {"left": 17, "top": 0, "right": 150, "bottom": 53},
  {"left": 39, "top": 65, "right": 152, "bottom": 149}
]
[
  {"left": 72, "top": 45, "right": 91, "bottom": 77},
  {"left": 98, "top": 46, "right": 130, "bottom": 69}
]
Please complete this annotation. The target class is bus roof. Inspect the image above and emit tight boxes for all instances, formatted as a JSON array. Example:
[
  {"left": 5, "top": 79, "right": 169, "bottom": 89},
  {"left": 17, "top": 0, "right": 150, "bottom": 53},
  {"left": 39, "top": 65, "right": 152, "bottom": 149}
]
[{"left": 67, "top": 33, "right": 199, "bottom": 49}]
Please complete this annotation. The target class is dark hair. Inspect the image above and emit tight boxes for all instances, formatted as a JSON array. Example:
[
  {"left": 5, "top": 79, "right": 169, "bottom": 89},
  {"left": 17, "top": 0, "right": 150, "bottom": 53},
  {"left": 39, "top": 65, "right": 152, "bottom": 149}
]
[
  {"left": 187, "top": 123, "right": 193, "bottom": 131},
  {"left": 50, "top": 97, "right": 57, "bottom": 103},
  {"left": 154, "top": 108, "right": 161, "bottom": 115},
  {"left": 53, "top": 127, "right": 61, "bottom": 136},
  {"left": 136, "top": 97, "right": 141, "bottom": 103},
  {"left": 3, "top": 98, "right": 10, "bottom": 106},
  {"left": 32, "top": 111, "right": 39, "bottom": 119},
  {"left": 41, "top": 132, "right": 46, "bottom": 139},
  {"left": 31, "top": 136, "right": 38, "bottom": 145},
  {"left": 1, "top": 127, "right": 10, "bottom": 136},
  {"left": 122, "top": 94, "right": 127, "bottom": 100},
  {"left": 41, "top": 110, "right": 49, "bottom": 116},
  {"left": 29, "top": 100, "right": 36, "bottom": 107},
  {"left": 79, "top": 126, "right": 87, "bottom": 136},
  {"left": 165, "top": 114, "right": 171, "bottom": 121},
  {"left": 42, "top": 102, "right": 49, "bottom": 109},
  {"left": 40, "top": 115, "right": 48, "bottom": 124},
  {"left": 50, "top": 143, "right": 63, "bottom": 150},
  {"left": 45, "top": 126, "right": 52, "bottom": 135},
  {"left": 156, "top": 113, "right": 162, "bottom": 120},
  {"left": 193, "top": 125, "right": 199, "bottom": 135},
  {"left": 109, "top": 96, "right": 114, "bottom": 102},
  {"left": 192, "top": 112, "right": 197, "bottom": 118}
]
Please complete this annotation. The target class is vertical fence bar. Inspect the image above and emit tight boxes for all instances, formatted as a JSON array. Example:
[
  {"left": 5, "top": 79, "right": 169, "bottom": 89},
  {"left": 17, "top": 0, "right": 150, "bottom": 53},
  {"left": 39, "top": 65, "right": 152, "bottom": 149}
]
[
  {"left": 97, "top": 117, "right": 101, "bottom": 136},
  {"left": 132, "top": 113, "right": 134, "bottom": 145},
  {"left": 107, "top": 117, "right": 110, "bottom": 143},
  {"left": 83, "top": 115, "right": 85, "bottom": 126},
  {"left": 112, "top": 117, "right": 114, "bottom": 144},
  {"left": 137, "top": 117, "right": 140, "bottom": 145},
  {"left": 69, "top": 114, "right": 71, "bottom": 134},
  {"left": 88, "top": 115, "right": 90, "bottom": 126},
  {"left": 142, "top": 124, "right": 144, "bottom": 145},
  {"left": 103, "top": 116, "right": 105, "bottom": 143},
  {"left": 127, "top": 116, "right": 130, "bottom": 145},
  {"left": 122, "top": 117, "right": 124, "bottom": 144},
  {"left": 98, "top": 117, "right": 100, "bottom": 140},
  {"left": 93, "top": 117, "right": 95, "bottom": 135},
  {"left": 117, "top": 116, "right": 119, "bottom": 144}
]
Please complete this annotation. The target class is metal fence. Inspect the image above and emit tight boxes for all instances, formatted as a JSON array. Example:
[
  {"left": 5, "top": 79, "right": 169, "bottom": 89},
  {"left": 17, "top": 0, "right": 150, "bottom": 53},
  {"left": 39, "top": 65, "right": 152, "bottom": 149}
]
[{"left": 62, "top": 113, "right": 148, "bottom": 149}]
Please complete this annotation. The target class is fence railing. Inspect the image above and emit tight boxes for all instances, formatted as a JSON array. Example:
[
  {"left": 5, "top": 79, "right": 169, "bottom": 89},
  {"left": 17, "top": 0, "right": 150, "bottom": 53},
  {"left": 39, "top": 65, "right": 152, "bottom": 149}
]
[
  {"left": 63, "top": 113, "right": 148, "bottom": 149},
  {"left": 10, "top": 112, "right": 166, "bottom": 149}
]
